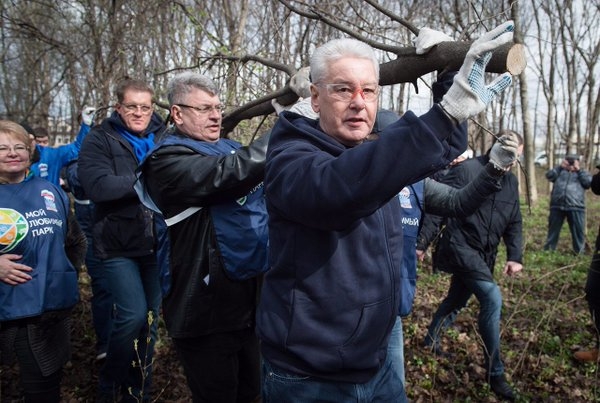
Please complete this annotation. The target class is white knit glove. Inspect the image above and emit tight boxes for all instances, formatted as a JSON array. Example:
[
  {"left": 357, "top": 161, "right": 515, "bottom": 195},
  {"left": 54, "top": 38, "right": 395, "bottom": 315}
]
[
  {"left": 489, "top": 132, "right": 520, "bottom": 169},
  {"left": 440, "top": 21, "right": 514, "bottom": 122},
  {"left": 82, "top": 106, "right": 96, "bottom": 126},
  {"left": 289, "top": 67, "right": 312, "bottom": 99},
  {"left": 414, "top": 28, "right": 453, "bottom": 55}
]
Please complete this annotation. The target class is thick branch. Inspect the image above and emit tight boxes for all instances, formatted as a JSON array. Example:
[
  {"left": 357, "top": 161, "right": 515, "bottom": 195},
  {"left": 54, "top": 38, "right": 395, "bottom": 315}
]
[{"left": 220, "top": 41, "right": 526, "bottom": 134}]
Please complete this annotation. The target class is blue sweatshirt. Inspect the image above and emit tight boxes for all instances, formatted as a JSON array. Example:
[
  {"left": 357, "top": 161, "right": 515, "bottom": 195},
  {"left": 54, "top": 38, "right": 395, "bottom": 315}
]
[{"left": 256, "top": 106, "right": 464, "bottom": 383}]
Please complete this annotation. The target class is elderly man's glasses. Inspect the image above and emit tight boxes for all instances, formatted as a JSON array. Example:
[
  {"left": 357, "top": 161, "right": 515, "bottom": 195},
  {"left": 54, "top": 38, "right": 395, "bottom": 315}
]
[
  {"left": 177, "top": 104, "right": 224, "bottom": 115},
  {"left": 317, "top": 83, "right": 381, "bottom": 102},
  {"left": 0, "top": 144, "right": 29, "bottom": 156},
  {"left": 121, "top": 104, "right": 154, "bottom": 115}
]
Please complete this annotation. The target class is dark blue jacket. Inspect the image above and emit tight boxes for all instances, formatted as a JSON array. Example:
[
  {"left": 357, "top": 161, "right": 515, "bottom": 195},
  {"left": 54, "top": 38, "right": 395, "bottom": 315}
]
[
  {"left": 256, "top": 106, "right": 465, "bottom": 383},
  {"left": 398, "top": 181, "right": 424, "bottom": 317},
  {"left": 0, "top": 176, "right": 79, "bottom": 320},
  {"left": 30, "top": 123, "right": 91, "bottom": 186},
  {"left": 77, "top": 111, "right": 165, "bottom": 259}
]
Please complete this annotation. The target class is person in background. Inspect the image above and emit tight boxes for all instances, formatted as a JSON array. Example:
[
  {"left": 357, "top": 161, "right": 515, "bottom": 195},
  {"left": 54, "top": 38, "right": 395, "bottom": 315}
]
[
  {"left": 78, "top": 78, "right": 166, "bottom": 402},
  {"left": 0, "top": 120, "right": 86, "bottom": 403},
  {"left": 543, "top": 155, "right": 592, "bottom": 254},
  {"left": 417, "top": 148, "right": 473, "bottom": 273},
  {"left": 138, "top": 71, "right": 271, "bottom": 403},
  {"left": 65, "top": 157, "right": 112, "bottom": 363},
  {"left": 422, "top": 130, "right": 524, "bottom": 401},
  {"left": 389, "top": 132, "right": 519, "bottom": 387},
  {"left": 573, "top": 167, "right": 600, "bottom": 362},
  {"left": 256, "top": 21, "right": 515, "bottom": 402},
  {"left": 23, "top": 107, "right": 96, "bottom": 186}
]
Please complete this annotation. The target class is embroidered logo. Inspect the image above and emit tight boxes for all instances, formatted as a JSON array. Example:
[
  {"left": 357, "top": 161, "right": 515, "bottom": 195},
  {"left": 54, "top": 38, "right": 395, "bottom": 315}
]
[
  {"left": 0, "top": 208, "right": 29, "bottom": 253},
  {"left": 398, "top": 187, "right": 413, "bottom": 209},
  {"left": 41, "top": 189, "right": 58, "bottom": 212}
]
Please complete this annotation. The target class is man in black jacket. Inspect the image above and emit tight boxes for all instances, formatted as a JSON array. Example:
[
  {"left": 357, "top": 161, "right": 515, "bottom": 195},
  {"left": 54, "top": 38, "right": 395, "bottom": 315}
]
[
  {"left": 78, "top": 79, "right": 166, "bottom": 403},
  {"left": 139, "top": 72, "right": 269, "bottom": 403},
  {"left": 420, "top": 130, "right": 524, "bottom": 401}
]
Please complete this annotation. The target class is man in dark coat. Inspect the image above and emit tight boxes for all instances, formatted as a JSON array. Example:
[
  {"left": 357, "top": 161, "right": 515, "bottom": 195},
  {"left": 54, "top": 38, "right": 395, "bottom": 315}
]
[
  {"left": 78, "top": 78, "right": 166, "bottom": 402},
  {"left": 421, "top": 130, "right": 524, "bottom": 401}
]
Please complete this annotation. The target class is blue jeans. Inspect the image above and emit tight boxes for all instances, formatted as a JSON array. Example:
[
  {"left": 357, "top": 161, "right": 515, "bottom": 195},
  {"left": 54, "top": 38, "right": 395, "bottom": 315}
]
[
  {"left": 74, "top": 202, "right": 112, "bottom": 355},
  {"left": 424, "top": 275, "right": 504, "bottom": 377},
  {"left": 387, "top": 316, "right": 405, "bottom": 386},
  {"left": 98, "top": 255, "right": 161, "bottom": 402},
  {"left": 544, "top": 208, "right": 586, "bottom": 254},
  {"left": 262, "top": 354, "right": 407, "bottom": 403}
]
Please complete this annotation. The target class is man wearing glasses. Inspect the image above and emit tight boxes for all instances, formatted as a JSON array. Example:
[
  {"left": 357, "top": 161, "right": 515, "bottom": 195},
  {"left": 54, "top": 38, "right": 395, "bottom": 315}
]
[
  {"left": 78, "top": 79, "right": 166, "bottom": 403},
  {"left": 256, "top": 22, "right": 515, "bottom": 402},
  {"left": 137, "top": 72, "right": 269, "bottom": 403}
]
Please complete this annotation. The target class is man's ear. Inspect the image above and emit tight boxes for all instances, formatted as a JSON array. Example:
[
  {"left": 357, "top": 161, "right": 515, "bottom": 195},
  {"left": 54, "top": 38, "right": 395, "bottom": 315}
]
[
  {"left": 310, "top": 84, "right": 319, "bottom": 113},
  {"left": 170, "top": 106, "right": 183, "bottom": 125}
]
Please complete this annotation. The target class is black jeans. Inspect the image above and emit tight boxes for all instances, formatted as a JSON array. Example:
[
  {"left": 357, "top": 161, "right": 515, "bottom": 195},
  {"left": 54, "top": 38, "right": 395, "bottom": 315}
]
[
  {"left": 14, "top": 326, "right": 62, "bottom": 403},
  {"left": 173, "top": 328, "right": 260, "bottom": 403},
  {"left": 585, "top": 247, "right": 600, "bottom": 346}
]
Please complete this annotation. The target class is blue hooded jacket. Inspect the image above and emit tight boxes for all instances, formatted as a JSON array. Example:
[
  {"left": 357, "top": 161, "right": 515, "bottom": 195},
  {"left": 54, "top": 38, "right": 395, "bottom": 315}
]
[{"left": 256, "top": 105, "right": 465, "bottom": 383}]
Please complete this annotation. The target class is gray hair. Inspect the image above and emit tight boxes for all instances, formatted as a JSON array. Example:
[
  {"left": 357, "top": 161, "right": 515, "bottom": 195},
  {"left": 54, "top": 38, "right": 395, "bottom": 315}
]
[
  {"left": 167, "top": 72, "right": 220, "bottom": 105},
  {"left": 310, "top": 38, "right": 379, "bottom": 84}
]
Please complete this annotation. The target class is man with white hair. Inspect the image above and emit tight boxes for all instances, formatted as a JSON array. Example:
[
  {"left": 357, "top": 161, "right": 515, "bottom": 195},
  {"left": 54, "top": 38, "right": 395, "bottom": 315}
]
[{"left": 257, "top": 22, "right": 515, "bottom": 402}]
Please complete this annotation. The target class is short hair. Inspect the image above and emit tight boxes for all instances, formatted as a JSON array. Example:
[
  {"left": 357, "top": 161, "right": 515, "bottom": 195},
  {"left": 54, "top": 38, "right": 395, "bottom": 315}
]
[
  {"left": 167, "top": 72, "right": 219, "bottom": 106},
  {"left": 310, "top": 38, "right": 380, "bottom": 84},
  {"left": 496, "top": 129, "right": 524, "bottom": 146},
  {"left": 32, "top": 126, "right": 49, "bottom": 139},
  {"left": 0, "top": 120, "right": 32, "bottom": 152},
  {"left": 115, "top": 78, "right": 154, "bottom": 103}
]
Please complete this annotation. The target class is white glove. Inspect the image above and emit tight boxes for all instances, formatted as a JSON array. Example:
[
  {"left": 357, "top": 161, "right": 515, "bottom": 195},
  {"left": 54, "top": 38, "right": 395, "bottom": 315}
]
[
  {"left": 288, "top": 98, "right": 318, "bottom": 119},
  {"left": 440, "top": 21, "right": 514, "bottom": 122},
  {"left": 82, "top": 106, "right": 96, "bottom": 126},
  {"left": 414, "top": 27, "right": 453, "bottom": 55},
  {"left": 289, "top": 67, "right": 311, "bottom": 99},
  {"left": 489, "top": 132, "right": 519, "bottom": 169}
]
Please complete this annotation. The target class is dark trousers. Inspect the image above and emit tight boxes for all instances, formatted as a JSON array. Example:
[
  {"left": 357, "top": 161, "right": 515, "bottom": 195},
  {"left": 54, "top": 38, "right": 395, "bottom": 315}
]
[
  {"left": 173, "top": 328, "right": 261, "bottom": 403},
  {"left": 585, "top": 246, "right": 600, "bottom": 346},
  {"left": 544, "top": 208, "right": 586, "bottom": 254},
  {"left": 14, "top": 326, "right": 62, "bottom": 403}
]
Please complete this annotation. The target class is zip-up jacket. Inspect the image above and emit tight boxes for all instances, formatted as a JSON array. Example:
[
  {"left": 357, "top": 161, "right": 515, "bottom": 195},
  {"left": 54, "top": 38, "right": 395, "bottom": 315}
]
[
  {"left": 434, "top": 156, "right": 523, "bottom": 282},
  {"left": 77, "top": 111, "right": 165, "bottom": 259},
  {"left": 546, "top": 165, "right": 591, "bottom": 211},
  {"left": 140, "top": 129, "right": 269, "bottom": 338}
]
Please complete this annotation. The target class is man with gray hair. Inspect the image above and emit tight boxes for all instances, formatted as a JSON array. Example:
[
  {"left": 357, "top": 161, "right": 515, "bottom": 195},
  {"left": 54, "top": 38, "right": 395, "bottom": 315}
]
[
  {"left": 138, "top": 71, "right": 269, "bottom": 402},
  {"left": 256, "top": 21, "right": 515, "bottom": 402}
]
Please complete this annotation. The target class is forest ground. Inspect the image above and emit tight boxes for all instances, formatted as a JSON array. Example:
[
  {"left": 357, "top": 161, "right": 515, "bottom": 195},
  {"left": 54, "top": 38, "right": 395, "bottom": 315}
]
[{"left": 2, "top": 167, "right": 600, "bottom": 402}]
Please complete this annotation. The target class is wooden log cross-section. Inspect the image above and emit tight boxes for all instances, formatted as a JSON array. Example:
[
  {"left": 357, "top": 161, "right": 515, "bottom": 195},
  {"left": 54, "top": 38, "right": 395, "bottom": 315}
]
[{"left": 221, "top": 42, "right": 526, "bottom": 135}]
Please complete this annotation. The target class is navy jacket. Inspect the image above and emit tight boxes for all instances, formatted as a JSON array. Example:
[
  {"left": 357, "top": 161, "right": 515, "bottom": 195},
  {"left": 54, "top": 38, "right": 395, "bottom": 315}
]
[
  {"left": 77, "top": 111, "right": 166, "bottom": 259},
  {"left": 256, "top": 106, "right": 465, "bottom": 383}
]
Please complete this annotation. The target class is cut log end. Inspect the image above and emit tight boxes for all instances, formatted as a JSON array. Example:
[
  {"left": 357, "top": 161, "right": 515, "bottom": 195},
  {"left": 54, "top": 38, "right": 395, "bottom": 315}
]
[{"left": 506, "top": 43, "right": 527, "bottom": 76}]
